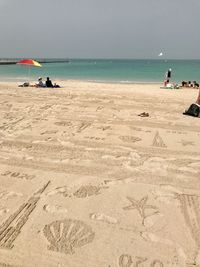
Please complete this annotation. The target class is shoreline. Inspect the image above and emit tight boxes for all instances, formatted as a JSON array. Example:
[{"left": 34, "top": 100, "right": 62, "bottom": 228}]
[
  {"left": 0, "top": 77, "right": 168, "bottom": 87},
  {"left": 0, "top": 75, "right": 165, "bottom": 84}
]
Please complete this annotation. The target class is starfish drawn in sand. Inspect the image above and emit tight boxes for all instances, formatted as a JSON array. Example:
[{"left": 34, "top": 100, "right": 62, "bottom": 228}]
[{"left": 123, "top": 195, "right": 159, "bottom": 225}]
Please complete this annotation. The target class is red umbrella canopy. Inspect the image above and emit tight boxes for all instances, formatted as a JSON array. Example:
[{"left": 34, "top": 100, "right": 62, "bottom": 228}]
[{"left": 17, "top": 59, "right": 42, "bottom": 67}]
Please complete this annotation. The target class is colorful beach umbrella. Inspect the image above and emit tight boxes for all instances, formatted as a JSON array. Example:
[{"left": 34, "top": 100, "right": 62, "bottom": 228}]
[
  {"left": 17, "top": 59, "right": 42, "bottom": 82},
  {"left": 17, "top": 59, "right": 42, "bottom": 67}
]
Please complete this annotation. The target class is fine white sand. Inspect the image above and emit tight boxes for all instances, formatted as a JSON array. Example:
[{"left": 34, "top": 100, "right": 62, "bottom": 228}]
[{"left": 0, "top": 81, "right": 200, "bottom": 267}]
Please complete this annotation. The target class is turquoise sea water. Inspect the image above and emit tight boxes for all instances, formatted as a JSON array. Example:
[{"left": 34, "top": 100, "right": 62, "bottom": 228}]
[{"left": 0, "top": 59, "right": 200, "bottom": 83}]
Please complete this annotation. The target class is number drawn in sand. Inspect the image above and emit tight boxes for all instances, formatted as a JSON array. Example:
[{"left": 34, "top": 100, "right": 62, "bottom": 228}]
[
  {"left": 1, "top": 171, "right": 35, "bottom": 180},
  {"left": 123, "top": 196, "right": 159, "bottom": 225},
  {"left": 0, "top": 181, "right": 50, "bottom": 249},
  {"left": 119, "top": 136, "right": 142, "bottom": 143},
  {"left": 119, "top": 254, "right": 164, "bottom": 267},
  {"left": 43, "top": 219, "right": 95, "bottom": 255},
  {"left": 178, "top": 194, "right": 200, "bottom": 247},
  {"left": 152, "top": 131, "right": 166, "bottom": 148}
]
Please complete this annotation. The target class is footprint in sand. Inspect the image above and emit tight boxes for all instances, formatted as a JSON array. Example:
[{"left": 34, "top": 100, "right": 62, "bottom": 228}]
[
  {"left": 104, "top": 178, "right": 134, "bottom": 186},
  {"left": 43, "top": 205, "right": 68, "bottom": 214},
  {"left": 0, "top": 208, "right": 9, "bottom": 216},
  {"left": 136, "top": 157, "right": 169, "bottom": 176},
  {"left": 46, "top": 186, "right": 68, "bottom": 197},
  {"left": 119, "top": 136, "right": 141, "bottom": 143},
  {"left": 0, "top": 191, "right": 23, "bottom": 200},
  {"left": 90, "top": 213, "right": 118, "bottom": 224},
  {"left": 151, "top": 186, "right": 181, "bottom": 204}
]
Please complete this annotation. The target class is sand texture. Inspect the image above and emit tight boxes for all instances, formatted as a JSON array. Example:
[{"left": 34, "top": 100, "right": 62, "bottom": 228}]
[{"left": 0, "top": 81, "right": 200, "bottom": 267}]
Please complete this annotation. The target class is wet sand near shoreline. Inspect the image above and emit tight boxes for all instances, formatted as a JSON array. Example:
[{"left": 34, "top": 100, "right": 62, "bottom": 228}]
[{"left": 0, "top": 81, "right": 200, "bottom": 267}]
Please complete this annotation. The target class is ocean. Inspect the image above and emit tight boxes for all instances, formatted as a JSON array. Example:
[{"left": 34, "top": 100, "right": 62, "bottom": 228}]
[{"left": 0, "top": 59, "right": 200, "bottom": 83}]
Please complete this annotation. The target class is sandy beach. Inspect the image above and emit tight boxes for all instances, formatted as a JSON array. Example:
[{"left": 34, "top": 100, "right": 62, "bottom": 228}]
[{"left": 0, "top": 81, "right": 200, "bottom": 267}]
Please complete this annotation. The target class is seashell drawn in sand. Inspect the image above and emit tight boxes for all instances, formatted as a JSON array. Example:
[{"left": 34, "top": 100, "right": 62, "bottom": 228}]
[
  {"left": 73, "top": 185, "right": 101, "bottom": 198},
  {"left": 43, "top": 219, "right": 95, "bottom": 255}
]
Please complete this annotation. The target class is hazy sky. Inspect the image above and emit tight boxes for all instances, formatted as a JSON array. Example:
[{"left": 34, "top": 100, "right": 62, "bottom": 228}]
[{"left": 1, "top": 0, "right": 200, "bottom": 59}]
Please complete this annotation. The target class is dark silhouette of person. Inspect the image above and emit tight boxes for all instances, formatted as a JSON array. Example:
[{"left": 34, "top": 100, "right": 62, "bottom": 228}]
[
  {"left": 46, "top": 77, "right": 54, "bottom": 88},
  {"left": 166, "top": 68, "right": 172, "bottom": 80}
]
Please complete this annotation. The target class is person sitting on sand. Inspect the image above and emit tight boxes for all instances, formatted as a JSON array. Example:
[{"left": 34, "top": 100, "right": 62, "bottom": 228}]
[
  {"left": 183, "top": 88, "right": 200, "bottom": 117},
  {"left": 182, "top": 81, "right": 187, "bottom": 87},
  {"left": 193, "top": 81, "right": 199, "bottom": 89},
  {"left": 36, "top": 77, "right": 46, "bottom": 87},
  {"left": 164, "top": 79, "right": 169, "bottom": 87},
  {"left": 45, "top": 77, "right": 60, "bottom": 88},
  {"left": 46, "top": 77, "right": 54, "bottom": 88}
]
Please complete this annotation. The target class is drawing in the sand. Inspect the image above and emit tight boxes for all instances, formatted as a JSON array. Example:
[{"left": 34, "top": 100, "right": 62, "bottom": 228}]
[
  {"left": 152, "top": 131, "right": 166, "bottom": 148},
  {"left": 123, "top": 195, "right": 159, "bottom": 225},
  {"left": 0, "top": 181, "right": 50, "bottom": 249},
  {"left": 43, "top": 219, "right": 95, "bottom": 255}
]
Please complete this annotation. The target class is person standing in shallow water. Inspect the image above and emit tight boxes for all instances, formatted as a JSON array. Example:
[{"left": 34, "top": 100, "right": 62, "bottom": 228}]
[
  {"left": 164, "top": 68, "right": 172, "bottom": 86},
  {"left": 166, "top": 68, "right": 172, "bottom": 81}
]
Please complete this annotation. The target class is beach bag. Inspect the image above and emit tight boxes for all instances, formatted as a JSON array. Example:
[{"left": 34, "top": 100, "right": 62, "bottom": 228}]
[{"left": 183, "top": 103, "right": 200, "bottom": 117}]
